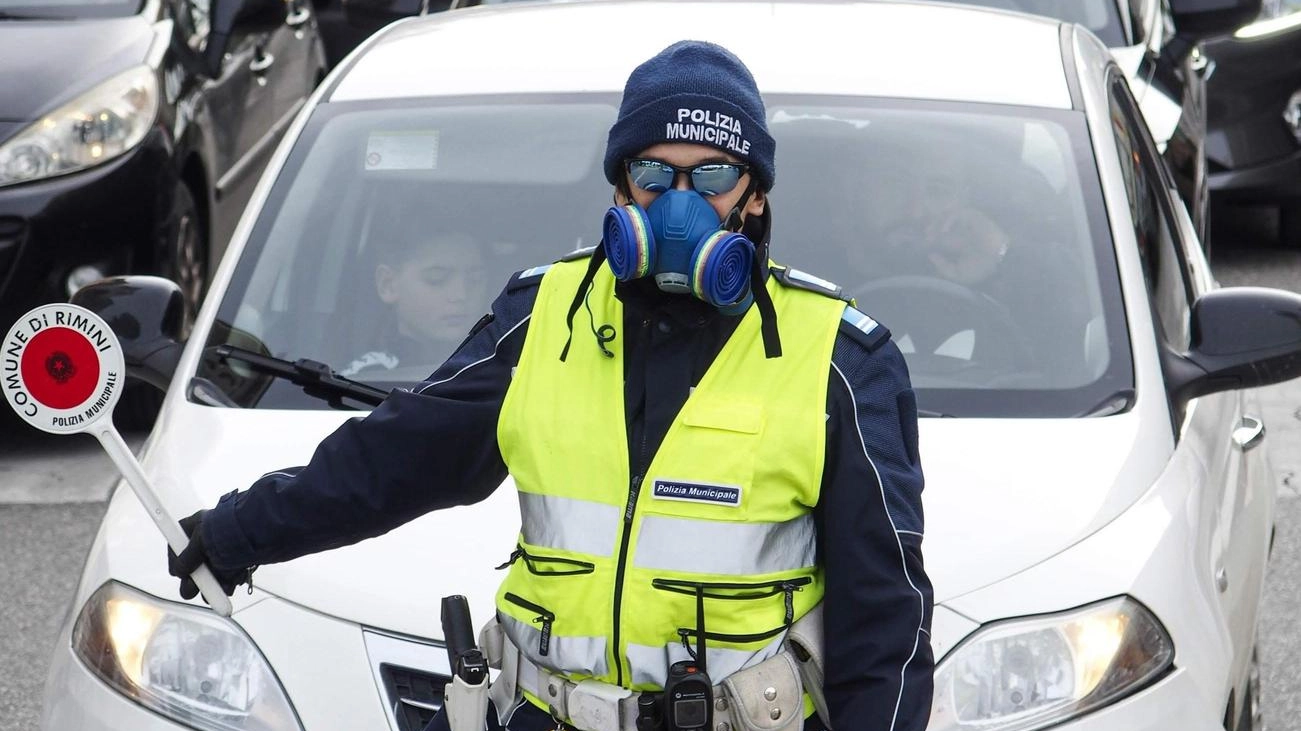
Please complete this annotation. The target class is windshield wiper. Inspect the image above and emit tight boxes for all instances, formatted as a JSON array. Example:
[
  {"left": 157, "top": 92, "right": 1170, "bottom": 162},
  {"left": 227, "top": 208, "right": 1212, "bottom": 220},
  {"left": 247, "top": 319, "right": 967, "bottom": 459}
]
[{"left": 213, "top": 344, "right": 389, "bottom": 408}]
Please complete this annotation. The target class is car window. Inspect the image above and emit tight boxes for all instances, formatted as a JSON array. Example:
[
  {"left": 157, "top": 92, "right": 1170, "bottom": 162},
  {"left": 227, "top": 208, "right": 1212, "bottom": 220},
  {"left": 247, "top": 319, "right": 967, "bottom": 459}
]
[
  {"left": 944, "top": 0, "right": 1128, "bottom": 46},
  {"left": 199, "top": 96, "right": 1131, "bottom": 418},
  {"left": 1108, "top": 74, "right": 1195, "bottom": 351}
]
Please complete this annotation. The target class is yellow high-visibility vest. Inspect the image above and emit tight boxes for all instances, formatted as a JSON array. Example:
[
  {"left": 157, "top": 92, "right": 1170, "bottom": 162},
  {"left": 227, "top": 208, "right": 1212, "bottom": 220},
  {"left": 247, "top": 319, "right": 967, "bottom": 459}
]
[{"left": 496, "top": 256, "right": 844, "bottom": 696}]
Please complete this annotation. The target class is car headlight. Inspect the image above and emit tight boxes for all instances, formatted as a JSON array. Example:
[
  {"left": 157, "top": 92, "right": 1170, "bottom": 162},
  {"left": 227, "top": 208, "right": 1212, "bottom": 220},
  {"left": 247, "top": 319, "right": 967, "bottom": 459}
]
[
  {"left": 929, "top": 596, "right": 1174, "bottom": 731},
  {"left": 0, "top": 65, "right": 157, "bottom": 188},
  {"left": 72, "top": 581, "right": 303, "bottom": 731}
]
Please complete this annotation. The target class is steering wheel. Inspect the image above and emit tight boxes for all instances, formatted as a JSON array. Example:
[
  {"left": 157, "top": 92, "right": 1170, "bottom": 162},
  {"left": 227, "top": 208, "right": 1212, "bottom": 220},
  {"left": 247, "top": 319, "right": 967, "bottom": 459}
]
[{"left": 850, "top": 275, "right": 1034, "bottom": 383}]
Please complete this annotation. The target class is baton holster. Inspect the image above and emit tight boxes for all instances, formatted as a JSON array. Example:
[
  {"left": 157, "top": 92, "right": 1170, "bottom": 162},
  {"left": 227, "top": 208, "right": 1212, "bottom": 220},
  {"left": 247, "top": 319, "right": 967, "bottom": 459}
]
[
  {"left": 445, "top": 672, "right": 491, "bottom": 731},
  {"left": 442, "top": 596, "right": 492, "bottom": 731}
]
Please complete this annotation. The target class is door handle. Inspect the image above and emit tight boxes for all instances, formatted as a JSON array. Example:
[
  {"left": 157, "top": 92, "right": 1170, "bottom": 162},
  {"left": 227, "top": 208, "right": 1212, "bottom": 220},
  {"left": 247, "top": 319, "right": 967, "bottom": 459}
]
[
  {"left": 1233, "top": 415, "right": 1265, "bottom": 451},
  {"left": 249, "top": 51, "right": 275, "bottom": 74},
  {"left": 286, "top": 5, "right": 311, "bottom": 27},
  {"left": 1190, "top": 50, "right": 1215, "bottom": 79}
]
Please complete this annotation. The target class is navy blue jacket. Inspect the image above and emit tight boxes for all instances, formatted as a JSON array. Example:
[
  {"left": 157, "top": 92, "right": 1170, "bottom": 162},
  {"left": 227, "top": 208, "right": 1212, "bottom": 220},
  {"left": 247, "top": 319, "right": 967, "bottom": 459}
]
[{"left": 201, "top": 269, "right": 934, "bottom": 731}]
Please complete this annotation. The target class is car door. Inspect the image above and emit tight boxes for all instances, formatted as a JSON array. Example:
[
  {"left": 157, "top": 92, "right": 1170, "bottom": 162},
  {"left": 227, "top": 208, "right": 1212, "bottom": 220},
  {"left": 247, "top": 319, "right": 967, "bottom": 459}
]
[
  {"left": 1109, "top": 69, "right": 1266, "bottom": 695},
  {"left": 208, "top": 0, "right": 285, "bottom": 256},
  {"left": 256, "top": 0, "right": 321, "bottom": 150}
]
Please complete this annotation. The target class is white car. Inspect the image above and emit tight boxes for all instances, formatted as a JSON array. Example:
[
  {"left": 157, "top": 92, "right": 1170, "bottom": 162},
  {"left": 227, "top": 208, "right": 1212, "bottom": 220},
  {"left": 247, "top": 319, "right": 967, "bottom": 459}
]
[{"left": 42, "top": 1, "right": 1301, "bottom": 730}]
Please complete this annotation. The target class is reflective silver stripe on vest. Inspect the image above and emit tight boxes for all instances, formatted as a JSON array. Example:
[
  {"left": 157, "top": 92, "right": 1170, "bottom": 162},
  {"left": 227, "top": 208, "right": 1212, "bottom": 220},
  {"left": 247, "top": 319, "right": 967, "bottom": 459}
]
[
  {"left": 499, "top": 612, "right": 610, "bottom": 679},
  {"left": 633, "top": 513, "right": 817, "bottom": 575},
  {"left": 518, "top": 492, "right": 622, "bottom": 557},
  {"left": 626, "top": 632, "right": 788, "bottom": 688}
]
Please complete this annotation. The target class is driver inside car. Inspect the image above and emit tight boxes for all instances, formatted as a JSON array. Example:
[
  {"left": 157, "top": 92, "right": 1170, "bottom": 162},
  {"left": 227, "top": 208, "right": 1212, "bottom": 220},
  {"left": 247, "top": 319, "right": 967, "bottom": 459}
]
[
  {"left": 844, "top": 135, "right": 1092, "bottom": 381},
  {"left": 858, "top": 145, "right": 1011, "bottom": 289}
]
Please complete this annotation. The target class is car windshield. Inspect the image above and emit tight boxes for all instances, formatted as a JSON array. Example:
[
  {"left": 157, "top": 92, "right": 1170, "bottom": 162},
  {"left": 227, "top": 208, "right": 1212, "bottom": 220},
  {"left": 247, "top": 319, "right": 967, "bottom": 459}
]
[
  {"left": 944, "top": 0, "right": 1126, "bottom": 46},
  {"left": 0, "top": 0, "right": 140, "bottom": 19},
  {"left": 198, "top": 95, "right": 1131, "bottom": 418}
]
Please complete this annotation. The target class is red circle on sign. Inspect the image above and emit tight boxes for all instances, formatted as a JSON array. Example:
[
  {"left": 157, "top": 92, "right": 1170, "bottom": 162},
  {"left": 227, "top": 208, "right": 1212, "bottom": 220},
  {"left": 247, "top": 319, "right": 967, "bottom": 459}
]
[{"left": 20, "top": 327, "right": 101, "bottom": 410}]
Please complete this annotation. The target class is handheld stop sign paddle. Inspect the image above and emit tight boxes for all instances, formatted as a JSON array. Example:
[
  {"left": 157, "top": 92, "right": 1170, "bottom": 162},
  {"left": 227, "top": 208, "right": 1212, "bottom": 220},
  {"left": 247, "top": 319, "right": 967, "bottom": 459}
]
[{"left": 3, "top": 304, "right": 233, "bottom": 617}]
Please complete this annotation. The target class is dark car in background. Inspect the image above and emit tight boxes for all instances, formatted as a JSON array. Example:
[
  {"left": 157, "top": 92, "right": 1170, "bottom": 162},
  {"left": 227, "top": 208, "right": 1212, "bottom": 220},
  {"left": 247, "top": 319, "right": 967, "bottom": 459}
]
[
  {"left": 312, "top": 0, "right": 511, "bottom": 68},
  {"left": 0, "top": 0, "right": 327, "bottom": 331},
  {"left": 1203, "top": 0, "right": 1301, "bottom": 244},
  {"left": 313, "top": 0, "right": 426, "bottom": 67}
]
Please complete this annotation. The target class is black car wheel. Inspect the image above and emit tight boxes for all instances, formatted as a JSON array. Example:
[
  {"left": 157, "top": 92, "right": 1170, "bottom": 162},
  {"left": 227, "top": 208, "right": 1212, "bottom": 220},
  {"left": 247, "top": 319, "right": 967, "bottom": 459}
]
[{"left": 166, "top": 183, "right": 207, "bottom": 337}]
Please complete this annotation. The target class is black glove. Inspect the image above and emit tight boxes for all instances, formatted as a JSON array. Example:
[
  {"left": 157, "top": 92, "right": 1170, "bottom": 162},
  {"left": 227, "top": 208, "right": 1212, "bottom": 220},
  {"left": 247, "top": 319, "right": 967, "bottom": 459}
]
[{"left": 167, "top": 510, "right": 254, "bottom": 601}]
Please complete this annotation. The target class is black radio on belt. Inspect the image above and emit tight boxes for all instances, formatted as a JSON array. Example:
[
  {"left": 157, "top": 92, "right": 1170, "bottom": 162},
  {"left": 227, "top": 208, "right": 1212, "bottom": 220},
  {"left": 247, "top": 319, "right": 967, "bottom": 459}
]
[{"left": 663, "top": 660, "right": 712, "bottom": 730}]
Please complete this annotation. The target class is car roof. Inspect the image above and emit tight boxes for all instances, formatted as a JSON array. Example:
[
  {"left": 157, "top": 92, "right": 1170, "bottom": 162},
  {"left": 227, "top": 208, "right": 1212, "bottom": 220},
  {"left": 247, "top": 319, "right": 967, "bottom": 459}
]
[{"left": 329, "top": 0, "right": 1074, "bottom": 110}]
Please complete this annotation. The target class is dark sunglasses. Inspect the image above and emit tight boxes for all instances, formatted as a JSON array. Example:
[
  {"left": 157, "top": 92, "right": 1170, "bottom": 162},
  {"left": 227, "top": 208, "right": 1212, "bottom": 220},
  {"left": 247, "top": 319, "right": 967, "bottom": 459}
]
[{"left": 625, "top": 158, "right": 749, "bottom": 197}]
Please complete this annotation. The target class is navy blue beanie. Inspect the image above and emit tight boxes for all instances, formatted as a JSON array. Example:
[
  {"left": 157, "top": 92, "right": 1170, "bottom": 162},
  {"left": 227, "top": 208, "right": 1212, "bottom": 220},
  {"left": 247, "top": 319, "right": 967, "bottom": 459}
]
[{"left": 605, "top": 41, "right": 775, "bottom": 192}]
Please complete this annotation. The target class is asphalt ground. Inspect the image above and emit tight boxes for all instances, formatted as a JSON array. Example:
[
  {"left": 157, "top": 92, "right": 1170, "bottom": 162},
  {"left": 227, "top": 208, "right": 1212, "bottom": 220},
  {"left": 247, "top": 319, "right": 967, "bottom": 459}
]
[{"left": 1, "top": 208, "right": 1300, "bottom": 731}]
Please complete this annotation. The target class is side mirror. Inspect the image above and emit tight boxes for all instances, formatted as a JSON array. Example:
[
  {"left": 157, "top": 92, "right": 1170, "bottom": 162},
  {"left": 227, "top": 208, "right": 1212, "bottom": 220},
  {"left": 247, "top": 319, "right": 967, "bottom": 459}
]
[
  {"left": 70, "top": 276, "right": 186, "bottom": 393},
  {"left": 1164, "top": 286, "right": 1301, "bottom": 410},
  {"left": 203, "top": 0, "right": 287, "bottom": 77},
  {"left": 1169, "top": 0, "right": 1263, "bottom": 39}
]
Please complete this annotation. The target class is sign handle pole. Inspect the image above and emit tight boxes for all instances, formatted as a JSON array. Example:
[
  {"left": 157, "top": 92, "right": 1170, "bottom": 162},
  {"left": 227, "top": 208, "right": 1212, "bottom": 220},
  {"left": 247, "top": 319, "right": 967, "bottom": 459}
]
[{"left": 93, "top": 425, "right": 235, "bottom": 618}]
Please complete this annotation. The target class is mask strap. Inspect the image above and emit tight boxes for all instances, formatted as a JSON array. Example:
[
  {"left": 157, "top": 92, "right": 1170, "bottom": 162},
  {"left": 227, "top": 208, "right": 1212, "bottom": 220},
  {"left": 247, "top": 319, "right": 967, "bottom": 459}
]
[
  {"left": 751, "top": 244, "right": 782, "bottom": 359},
  {"left": 559, "top": 247, "right": 611, "bottom": 362},
  {"left": 733, "top": 182, "right": 780, "bottom": 358},
  {"left": 723, "top": 179, "right": 759, "bottom": 233}
]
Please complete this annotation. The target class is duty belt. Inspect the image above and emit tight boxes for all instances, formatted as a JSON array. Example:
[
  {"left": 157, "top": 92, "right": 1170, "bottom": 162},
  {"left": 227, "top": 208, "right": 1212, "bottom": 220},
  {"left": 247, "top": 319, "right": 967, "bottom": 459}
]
[{"left": 477, "top": 605, "right": 829, "bottom": 731}]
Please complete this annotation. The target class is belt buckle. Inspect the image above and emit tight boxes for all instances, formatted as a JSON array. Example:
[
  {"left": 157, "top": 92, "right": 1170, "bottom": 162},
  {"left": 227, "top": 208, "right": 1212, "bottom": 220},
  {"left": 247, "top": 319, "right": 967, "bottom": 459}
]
[{"left": 568, "top": 679, "right": 635, "bottom": 731}]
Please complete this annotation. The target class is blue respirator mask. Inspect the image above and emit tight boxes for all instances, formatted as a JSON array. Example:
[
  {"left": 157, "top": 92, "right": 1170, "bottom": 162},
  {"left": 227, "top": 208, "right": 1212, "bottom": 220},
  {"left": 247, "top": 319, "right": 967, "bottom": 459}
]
[
  {"left": 558, "top": 185, "right": 782, "bottom": 363},
  {"left": 602, "top": 190, "right": 755, "bottom": 313}
]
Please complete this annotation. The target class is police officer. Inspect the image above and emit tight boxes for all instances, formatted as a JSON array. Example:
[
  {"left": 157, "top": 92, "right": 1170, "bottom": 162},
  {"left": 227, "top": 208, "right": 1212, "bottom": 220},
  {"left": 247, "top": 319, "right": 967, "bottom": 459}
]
[{"left": 168, "top": 41, "right": 934, "bottom": 731}]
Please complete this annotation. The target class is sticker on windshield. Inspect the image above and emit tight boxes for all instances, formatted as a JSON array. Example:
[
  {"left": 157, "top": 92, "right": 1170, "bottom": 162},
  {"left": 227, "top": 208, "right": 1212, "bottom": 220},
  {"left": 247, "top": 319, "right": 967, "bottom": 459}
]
[{"left": 365, "top": 131, "right": 440, "bottom": 171}]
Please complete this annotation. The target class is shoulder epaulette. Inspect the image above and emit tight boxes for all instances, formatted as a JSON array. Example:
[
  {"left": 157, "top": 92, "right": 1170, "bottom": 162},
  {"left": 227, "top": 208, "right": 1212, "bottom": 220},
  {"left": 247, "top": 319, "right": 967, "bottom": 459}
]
[
  {"left": 508, "top": 264, "right": 553, "bottom": 291},
  {"left": 559, "top": 245, "right": 598, "bottom": 262},
  {"left": 508, "top": 246, "right": 597, "bottom": 291},
  {"left": 771, "top": 266, "right": 853, "bottom": 303},
  {"left": 839, "top": 305, "right": 891, "bottom": 352}
]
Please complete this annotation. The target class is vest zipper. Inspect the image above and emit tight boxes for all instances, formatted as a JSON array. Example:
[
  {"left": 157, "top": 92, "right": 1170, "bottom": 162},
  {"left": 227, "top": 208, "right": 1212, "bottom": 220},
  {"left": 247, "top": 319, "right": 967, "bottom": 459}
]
[
  {"left": 611, "top": 471, "right": 643, "bottom": 686},
  {"left": 614, "top": 317, "right": 654, "bottom": 686},
  {"left": 504, "top": 592, "right": 555, "bottom": 657}
]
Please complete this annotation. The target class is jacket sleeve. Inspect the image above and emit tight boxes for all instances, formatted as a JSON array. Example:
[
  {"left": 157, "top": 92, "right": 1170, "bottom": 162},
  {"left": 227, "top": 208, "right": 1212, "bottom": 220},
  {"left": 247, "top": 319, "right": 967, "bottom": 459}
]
[
  {"left": 200, "top": 276, "right": 538, "bottom": 571},
  {"left": 818, "top": 320, "right": 934, "bottom": 731}
]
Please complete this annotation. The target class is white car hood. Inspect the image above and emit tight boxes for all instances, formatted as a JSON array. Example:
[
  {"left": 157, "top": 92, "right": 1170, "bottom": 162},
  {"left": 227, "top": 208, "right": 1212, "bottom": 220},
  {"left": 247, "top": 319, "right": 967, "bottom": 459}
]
[
  {"left": 920, "top": 412, "right": 1160, "bottom": 602},
  {"left": 137, "top": 403, "right": 1161, "bottom": 638},
  {"left": 140, "top": 403, "right": 522, "bottom": 640}
]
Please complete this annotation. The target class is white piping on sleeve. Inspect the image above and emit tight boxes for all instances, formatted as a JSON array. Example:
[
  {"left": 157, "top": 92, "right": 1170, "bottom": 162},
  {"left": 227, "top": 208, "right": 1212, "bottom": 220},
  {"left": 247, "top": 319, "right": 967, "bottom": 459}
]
[
  {"left": 414, "top": 315, "right": 531, "bottom": 395},
  {"left": 832, "top": 362, "right": 927, "bottom": 731},
  {"left": 259, "top": 469, "right": 302, "bottom": 481}
]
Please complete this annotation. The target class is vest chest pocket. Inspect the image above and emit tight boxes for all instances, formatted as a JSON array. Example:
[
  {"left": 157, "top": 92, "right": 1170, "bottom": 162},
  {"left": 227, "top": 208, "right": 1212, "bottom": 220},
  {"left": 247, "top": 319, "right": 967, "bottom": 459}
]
[
  {"left": 652, "top": 400, "right": 764, "bottom": 519},
  {"left": 496, "top": 543, "right": 596, "bottom": 576}
]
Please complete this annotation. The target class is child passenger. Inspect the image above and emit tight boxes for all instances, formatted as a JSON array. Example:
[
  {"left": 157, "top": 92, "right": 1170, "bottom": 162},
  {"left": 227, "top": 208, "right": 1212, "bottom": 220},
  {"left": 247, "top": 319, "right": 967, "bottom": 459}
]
[{"left": 342, "top": 228, "right": 486, "bottom": 378}]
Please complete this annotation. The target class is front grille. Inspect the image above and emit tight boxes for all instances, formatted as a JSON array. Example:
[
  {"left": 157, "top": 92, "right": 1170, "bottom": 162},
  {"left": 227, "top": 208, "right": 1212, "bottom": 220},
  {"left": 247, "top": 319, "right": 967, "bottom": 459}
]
[
  {"left": 363, "top": 629, "right": 453, "bottom": 731},
  {"left": 381, "top": 663, "right": 449, "bottom": 731}
]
